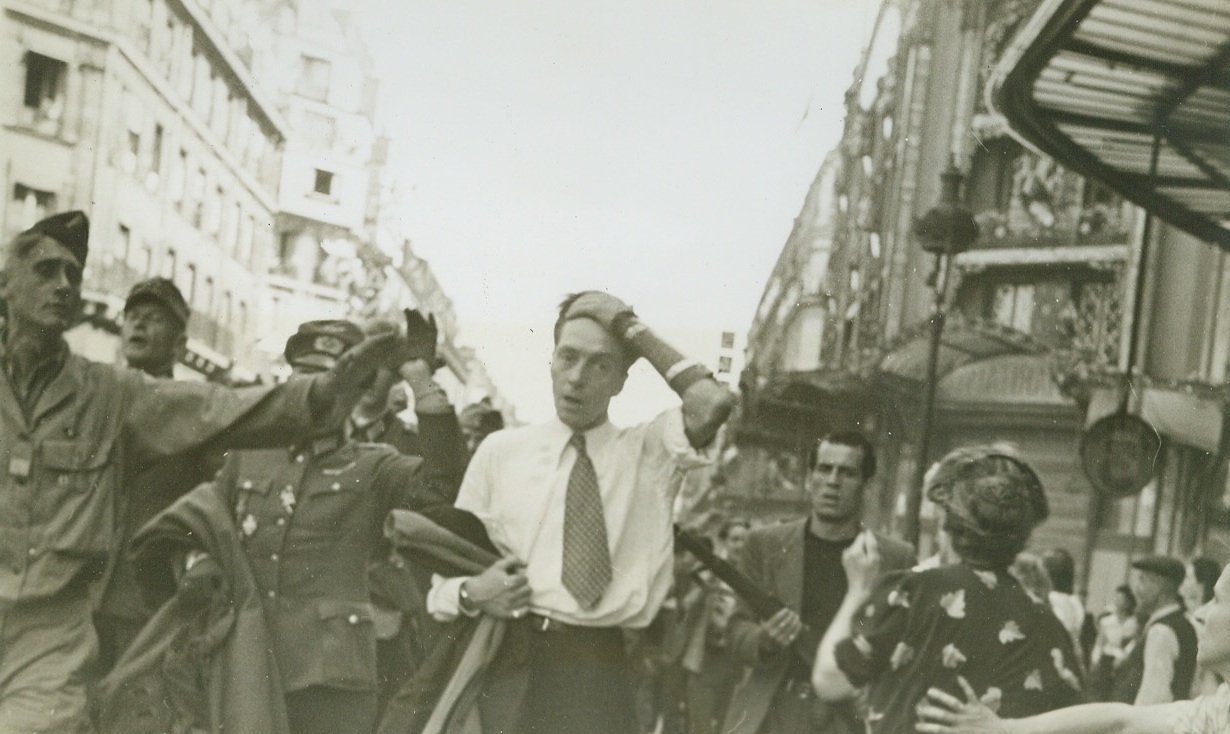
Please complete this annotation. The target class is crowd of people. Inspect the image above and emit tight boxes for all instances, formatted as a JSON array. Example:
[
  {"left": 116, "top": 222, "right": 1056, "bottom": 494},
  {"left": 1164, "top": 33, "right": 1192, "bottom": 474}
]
[{"left": 0, "top": 210, "right": 1225, "bottom": 733}]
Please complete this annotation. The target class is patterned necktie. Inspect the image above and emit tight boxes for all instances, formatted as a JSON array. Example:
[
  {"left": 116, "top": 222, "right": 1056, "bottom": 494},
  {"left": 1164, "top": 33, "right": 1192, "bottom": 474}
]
[{"left": 562, "top": 433, "right": 612, "bottom": 609}]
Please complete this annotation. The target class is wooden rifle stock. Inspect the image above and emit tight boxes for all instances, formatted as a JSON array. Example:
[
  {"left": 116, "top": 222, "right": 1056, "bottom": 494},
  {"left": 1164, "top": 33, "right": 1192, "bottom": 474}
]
[{"left": 673, "top": 525, "right": 820, "bottom": 665}]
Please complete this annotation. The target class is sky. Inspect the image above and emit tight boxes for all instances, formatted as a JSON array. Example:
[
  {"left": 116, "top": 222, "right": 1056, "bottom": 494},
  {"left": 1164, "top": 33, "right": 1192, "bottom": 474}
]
[{"left": 350, "top": 0, "right": 885, "bottom": 423}]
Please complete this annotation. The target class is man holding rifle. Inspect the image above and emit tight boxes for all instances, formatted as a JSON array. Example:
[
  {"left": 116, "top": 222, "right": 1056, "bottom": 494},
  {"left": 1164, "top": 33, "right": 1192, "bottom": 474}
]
[{"left": 721, "top": 431, "right": 915, "bottom": 734}]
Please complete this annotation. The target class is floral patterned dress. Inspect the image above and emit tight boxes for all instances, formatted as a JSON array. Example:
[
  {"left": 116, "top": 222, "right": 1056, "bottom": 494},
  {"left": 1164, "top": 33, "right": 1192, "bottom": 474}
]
[{"left": 834, "top": 563, "right": 1084, "bottom": 733}]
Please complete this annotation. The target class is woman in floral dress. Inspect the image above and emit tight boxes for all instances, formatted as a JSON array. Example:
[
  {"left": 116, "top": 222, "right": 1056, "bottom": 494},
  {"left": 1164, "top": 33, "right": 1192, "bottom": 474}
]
[
  {"left": 912, "top": 559, "right": 1230, "bottom": 734},
  {"left": 812, "top": 445, "right": 1085, "bottom": 732}
]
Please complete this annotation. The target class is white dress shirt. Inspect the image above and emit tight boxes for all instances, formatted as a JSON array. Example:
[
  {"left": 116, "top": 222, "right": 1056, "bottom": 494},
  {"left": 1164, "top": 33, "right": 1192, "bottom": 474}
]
[{"left": 427, "top": 408, "right": 713, "bottom": 629}]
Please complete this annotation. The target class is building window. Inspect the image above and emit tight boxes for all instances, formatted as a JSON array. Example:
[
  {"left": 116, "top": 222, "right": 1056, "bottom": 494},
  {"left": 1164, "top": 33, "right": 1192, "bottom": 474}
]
[
  {"left": 297, "top": 55, "right": 331, "bottom": 102},
  {"left": 202, "top": 276, "right": 214, "bottom": 313},
  {"left": 23, "top": 52, "right": 66, "bottom": 118},
  {"left": 302, "top": 110, "right": 336, "bottom": 149},
  {"left": 123, "top": 130, "right": 140, "bottom": 173},
  {"left": 185, "top": 263, "right": 197, "bottom": 304},
  {"left": 10, "top": 184, "right": 56, "bottom": 230},
  {"left": 204, "top": 184, "right": 222, "bottom": 234},
  {"left": 224, "top": 201, "right": 240, "bottom": 255},
  {"left": 992, "top": 283, "right": 1035, "bottom": 333},
  {"left": 170, "top": 148, "right": 187, "bottom": 202},
  {"left": 718, "top": 356, "right": 733, "bottom": 374},
  {"left": 151, "top": 124, "right": 164, "bottom": 175},
  {"left": 117, "top": 224, "right": 131, "bottom": 266},
  {"left": 238, "top": 212, "right": 255, "bottom": 265},
  {"left": 968, "top": 138, "right": 1022, "bottom": 216},
  {"left": 313, "top": 169, "right": 334, "bottom": 196},
  {"left": 163, "top": 249, "right": 177, "bottom": 279},
  {"left": 136, "top": 244, "right": 152, "bottom": 274},
  {"left": 187, "top": 166, "right": 206, "bottom": 226}
]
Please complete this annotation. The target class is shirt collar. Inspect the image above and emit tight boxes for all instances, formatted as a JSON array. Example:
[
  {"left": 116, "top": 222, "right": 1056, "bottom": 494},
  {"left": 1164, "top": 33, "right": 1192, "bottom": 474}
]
[
  {"left": 291, "top": 430, "right": 346, "bottom": 459},
  {"left": 546, "top": 416, "right": 615, "bottom": 457}
]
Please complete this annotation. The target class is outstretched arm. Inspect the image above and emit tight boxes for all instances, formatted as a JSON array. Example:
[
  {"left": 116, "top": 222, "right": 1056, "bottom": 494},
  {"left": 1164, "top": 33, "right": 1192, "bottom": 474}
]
[
  {"left": 914, "top": 676, "right": 1191, "bottom": 734},
  {"left": 813, "top": 531, "right": 880, "bottom": 700},
  {"left": 564, "top": 291, "right": 736, "bottom": 448}
]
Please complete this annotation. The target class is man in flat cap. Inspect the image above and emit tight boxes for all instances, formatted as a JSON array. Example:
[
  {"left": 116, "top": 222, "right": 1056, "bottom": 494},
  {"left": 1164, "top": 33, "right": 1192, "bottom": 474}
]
[
  {"left": 110, "top": 316, "right": 465, "bottom": 734},
  {"left": 94, "top": 277, "right": 216, "bottom": 675},
  {"left": 0, "top": 211, "right": 408, "bottom": 732},
  {"left": 1112, "top": 555, "right": 1198, "bottom": 705}
]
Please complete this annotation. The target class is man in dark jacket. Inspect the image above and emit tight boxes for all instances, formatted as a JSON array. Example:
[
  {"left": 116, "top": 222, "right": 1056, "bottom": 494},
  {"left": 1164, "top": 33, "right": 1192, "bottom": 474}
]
[
  {"left": 721, "top": 432, "right": 916, "bottom": 734},
  {"left": 94, "top": 277, "right": 222, "bottom": 675}
]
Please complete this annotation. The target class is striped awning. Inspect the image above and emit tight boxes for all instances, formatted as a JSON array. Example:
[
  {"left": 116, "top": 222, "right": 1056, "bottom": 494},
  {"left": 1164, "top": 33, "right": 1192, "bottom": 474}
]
[{"left": 991, "top": 0, "right": 1230, "bottom": 250}]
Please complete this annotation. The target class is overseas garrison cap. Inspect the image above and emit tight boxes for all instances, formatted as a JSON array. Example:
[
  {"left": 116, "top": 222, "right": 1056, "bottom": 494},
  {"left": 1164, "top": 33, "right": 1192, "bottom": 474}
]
[
  {"left": 284, "top": 319, "right": 363, "bottom": 371},
  {"left": 1131, "top": 555, "right": 1186, "bottom": 586},
  {"left": 22, "top": 211, "right": 89, "bottom": 266},
  {"left": 125, "top": 277, "right": 190, "bottom": 326}
]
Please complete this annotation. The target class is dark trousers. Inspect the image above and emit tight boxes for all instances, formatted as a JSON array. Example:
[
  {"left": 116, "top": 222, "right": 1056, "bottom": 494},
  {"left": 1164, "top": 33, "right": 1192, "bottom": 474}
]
[
  {"left": 482, "top": 619, "right": 638, "bottom": 734},
  {"left": 285, "top": 686, "right": 377, "bottom": 734}
]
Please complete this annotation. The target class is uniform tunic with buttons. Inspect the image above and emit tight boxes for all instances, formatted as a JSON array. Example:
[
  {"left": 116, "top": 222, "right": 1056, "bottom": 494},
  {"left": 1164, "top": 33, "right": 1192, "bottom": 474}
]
[{"left": 221, "top": 435, "right": 455, "bottom": 693}]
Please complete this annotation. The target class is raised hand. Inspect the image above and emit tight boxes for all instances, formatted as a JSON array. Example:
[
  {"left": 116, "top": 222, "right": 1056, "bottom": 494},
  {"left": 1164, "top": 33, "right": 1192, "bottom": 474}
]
[
  {"left": 403, "top": 308, "right": 439, "bottom": 366},
  {"left": 914, "top": 677, "right": 1007, "bottom": 734},
  {"left": 842, "top": 530, "right": 882, "bottom": 596},
  {"left": 564, "top": 291, "right": 633, "bottom": 331},
  {"left": 317, "top": 331, "right": 402, "bottom": 396}
]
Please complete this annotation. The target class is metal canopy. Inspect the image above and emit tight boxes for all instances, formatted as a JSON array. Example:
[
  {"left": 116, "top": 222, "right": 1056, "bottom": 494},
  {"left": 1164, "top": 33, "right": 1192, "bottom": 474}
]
[
  {"left": 991, "top": 0, "right": 1230, "bottom": 250},
  {"left": 877, "top": 318, "right": 1047, "bottom": 386}
]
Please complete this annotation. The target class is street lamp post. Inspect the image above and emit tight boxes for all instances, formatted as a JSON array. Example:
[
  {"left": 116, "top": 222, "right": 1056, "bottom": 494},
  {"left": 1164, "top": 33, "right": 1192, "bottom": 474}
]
[{"left": 902, "top": 160, "right": 979, "bottom": 548}]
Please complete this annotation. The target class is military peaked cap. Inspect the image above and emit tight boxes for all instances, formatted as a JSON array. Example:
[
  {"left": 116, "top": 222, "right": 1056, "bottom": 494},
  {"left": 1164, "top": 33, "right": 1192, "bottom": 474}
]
[{"left": 284, "top": 319, "right": 364, "bottom": 370}]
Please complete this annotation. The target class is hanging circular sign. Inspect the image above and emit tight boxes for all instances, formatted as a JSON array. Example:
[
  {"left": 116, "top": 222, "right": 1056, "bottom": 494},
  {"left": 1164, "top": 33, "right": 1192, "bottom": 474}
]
[{"left": 1080, "top": 412, "right": 1162, "bottom": 498}]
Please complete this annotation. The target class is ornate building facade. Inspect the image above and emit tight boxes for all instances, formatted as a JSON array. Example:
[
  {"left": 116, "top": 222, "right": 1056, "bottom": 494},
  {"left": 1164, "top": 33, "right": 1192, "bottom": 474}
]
[{"left": 735, "top": 0, "right": 1227, "bottom": 605}]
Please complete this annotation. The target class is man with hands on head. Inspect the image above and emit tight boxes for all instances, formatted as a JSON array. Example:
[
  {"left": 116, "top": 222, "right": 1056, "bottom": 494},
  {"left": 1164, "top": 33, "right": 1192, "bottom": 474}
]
[
  {"left": 426, "top": 290, "right": 737, "bottom": 734},
  {"left": 914, "top": 560, "right": 1230, "bottom": 734}
]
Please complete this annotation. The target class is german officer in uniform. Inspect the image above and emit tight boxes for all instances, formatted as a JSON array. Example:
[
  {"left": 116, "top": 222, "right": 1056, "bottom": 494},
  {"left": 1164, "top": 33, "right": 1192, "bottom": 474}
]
[
  {"left": 0, "top": 211, "right": 405, "bottom": 732},
  {"left": 192, "top": 318, "right": 463, "bottom": 734}
]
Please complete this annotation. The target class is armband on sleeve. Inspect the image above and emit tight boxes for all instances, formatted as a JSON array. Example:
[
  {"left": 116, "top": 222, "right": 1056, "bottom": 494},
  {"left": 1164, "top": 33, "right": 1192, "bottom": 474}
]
[{"left": 667, "top": 361, "right": 714, "bottom": 394}]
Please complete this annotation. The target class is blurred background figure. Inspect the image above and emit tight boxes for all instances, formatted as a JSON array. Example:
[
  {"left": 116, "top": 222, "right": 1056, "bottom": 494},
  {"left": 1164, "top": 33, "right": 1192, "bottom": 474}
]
[
  {"left": 1090, "top": 584, "right": 1138, "bottom": 701},
  {"left": 1183, "top": 556, "right": 1223, "bottom": 697},
  {"left": 1112, "top": 555, "right": 1198, "bottom": 705},
  {"left": 459, "top": 397, "right": 505, "bottom": 455},
  {"left": 1009, "top": 553, "right": 1053, "bottom": 604},
  {"left": 1042, "top": 548, "right": 1093, "bottom": 664},
  {"left": 714, "top": 517, "right": 750, "bottom": 561}
]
